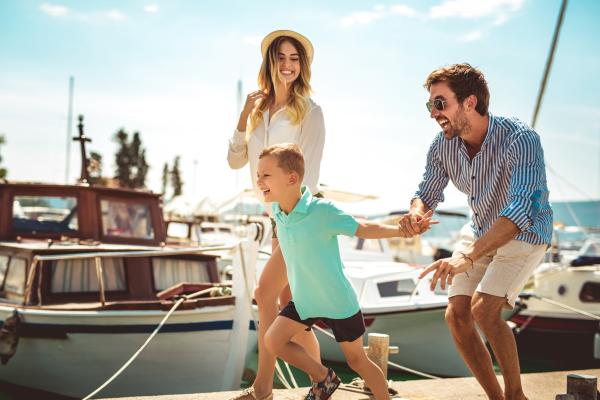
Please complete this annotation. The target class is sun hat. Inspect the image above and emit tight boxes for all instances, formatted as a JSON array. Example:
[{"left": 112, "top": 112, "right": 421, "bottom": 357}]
[{"left": 261, "top": 30, "right": 314, "bottom": 64}]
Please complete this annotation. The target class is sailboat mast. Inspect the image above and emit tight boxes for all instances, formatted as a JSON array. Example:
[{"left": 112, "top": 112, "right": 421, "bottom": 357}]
[{"left": 531, "top": 0, "right": 568, "bottom": 129}]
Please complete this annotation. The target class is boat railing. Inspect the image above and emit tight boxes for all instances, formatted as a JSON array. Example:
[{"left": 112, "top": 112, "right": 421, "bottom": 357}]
[{"left": 23, "top": 243, "right": 239, "bottom": 307}]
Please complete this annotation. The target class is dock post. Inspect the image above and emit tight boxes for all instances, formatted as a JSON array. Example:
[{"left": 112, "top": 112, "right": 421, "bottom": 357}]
[
  {"left": 364, "top": 333, "right": 399, "bottom": 380},
  {"left": 566, "top": 374, "right": 598, "bottom": 400}
]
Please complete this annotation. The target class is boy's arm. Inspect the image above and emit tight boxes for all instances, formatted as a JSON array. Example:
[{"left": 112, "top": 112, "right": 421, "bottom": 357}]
[{"left": 355, "top": 212, "right": 437, "bottom": 239}]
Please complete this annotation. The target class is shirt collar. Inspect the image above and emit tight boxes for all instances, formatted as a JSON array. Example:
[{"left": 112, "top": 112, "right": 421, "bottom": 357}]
[
  {"left": 481, "top": 112, "right": 496, "bottom": 149},
  {"left": 274, "top": 186, "right": 312, "bottom": 217}
]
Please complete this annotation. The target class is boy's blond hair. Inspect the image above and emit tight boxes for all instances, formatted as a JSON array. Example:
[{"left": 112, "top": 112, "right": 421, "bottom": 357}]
[{"left": 259, "top": 143, "right": 305, "bottom": 181}]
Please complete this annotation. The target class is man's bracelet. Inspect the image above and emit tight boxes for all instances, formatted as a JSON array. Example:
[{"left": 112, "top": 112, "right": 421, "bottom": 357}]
[{"left": 458, "top": 251, "right": 474, "bottom": 268}]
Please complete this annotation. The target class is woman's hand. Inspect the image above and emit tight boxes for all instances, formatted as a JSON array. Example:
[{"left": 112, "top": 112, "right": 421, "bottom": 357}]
[
  {"left": 237, "top": 90, "right": 266, "bottom": 132},
  {"left": 243, "top": 90, "right": 266, "bottom": 114}
]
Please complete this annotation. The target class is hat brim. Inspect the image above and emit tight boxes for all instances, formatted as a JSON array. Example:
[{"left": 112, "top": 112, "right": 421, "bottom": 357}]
[{"left": 261, "top": 30, "right": 314, "bottom": 65}]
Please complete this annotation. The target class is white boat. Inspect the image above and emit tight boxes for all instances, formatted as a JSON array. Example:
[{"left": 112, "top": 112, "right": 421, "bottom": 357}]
[
  {"left": 509, "top": 236, "right": 600, "bottom": 363},
  {"left": 0, "top": 177, "right": 258, "bottom": 398},
  {"left": 316, "top": 254, "right": 471, "bottom": 377},
  {"left": 244, "top": 234, "right": 471, "bottom": 378}
]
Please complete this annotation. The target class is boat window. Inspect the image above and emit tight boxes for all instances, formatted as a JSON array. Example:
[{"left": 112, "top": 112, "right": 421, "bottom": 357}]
[
  {"left": 4, "top": 258, "right": 26, "bottom": 299},
  {"left": 100, "top": 199, "right": 155, "bottom": 239},
  {"left": 167, "top": 222, "right": 190, "bottom": 239},
  {"left": 152, "top": 258, "right": 210, "bottom": 291},
  {"left": 12, "top": 196, "right": 78, "bottom": 234},
  {"left": 50, "top": 258, "right": 126, "bottom": 293},
  {"left": 580, "top": 282, "right": 600, "bottom": 303},
  {"left": 0, "top": 256, "right": 8, "bottom": 289},
  {"left": 377, "top": 279, "right": 416, "bottom": 297}
]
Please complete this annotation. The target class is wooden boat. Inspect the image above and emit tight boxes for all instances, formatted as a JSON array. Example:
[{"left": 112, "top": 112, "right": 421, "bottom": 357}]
[{"left": 0, "top": 117, "right": 257, "bottom": 398}]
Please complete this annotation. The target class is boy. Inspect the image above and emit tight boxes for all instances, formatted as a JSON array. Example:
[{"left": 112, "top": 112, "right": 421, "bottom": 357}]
[{"left": 256, "top": 143, "right": 435, "bottom": 400}]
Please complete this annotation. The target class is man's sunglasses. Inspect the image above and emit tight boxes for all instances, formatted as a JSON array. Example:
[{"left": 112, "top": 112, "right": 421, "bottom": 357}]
[{"left": 426, "top": 98, "right": 447, "bottom": 113}]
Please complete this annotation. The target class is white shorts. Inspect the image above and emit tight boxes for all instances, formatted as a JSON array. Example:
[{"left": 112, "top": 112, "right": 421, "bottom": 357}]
[{"left": 448, "top": 239, "right": 547, "bottom": 309}]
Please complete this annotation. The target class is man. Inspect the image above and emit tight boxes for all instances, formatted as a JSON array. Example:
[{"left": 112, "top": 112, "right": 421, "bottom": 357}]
[{"left": 401, "top": 63, "right": 553, "bottom": 400}]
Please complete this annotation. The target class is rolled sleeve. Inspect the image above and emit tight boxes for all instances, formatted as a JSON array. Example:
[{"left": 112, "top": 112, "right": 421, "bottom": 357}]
[
  {"left": 499, "top": 132, "right": 548, "bottom": 232},
  {"left": 413, "top": 135, "right": 449, "bottom": 210},
  {"left": 227, "top": 129, "right": 248, "bottom": 169},
  {"left": 297, "top": 105, "right": 325, "bottom": 195}
]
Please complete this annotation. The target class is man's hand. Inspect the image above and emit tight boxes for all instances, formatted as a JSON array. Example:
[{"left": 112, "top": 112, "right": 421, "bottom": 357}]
[
  {"left": 418, "top": 254, "right": 472, "bottom": 291},
  {"left": 398, "top": 209, "right": 438, "bottom": 237}
]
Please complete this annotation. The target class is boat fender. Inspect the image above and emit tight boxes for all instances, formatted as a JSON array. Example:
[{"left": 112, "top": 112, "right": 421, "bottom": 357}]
[{"left": 0, "top": 310, "right": 20, "bottom": 365}]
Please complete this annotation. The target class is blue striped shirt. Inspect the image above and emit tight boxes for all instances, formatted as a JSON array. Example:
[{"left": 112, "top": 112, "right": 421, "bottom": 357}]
[{"left": 414, "top": 113, "right": 553, "bottom": 245}]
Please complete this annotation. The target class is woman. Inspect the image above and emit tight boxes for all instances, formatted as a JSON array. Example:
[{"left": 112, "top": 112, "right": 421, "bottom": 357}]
[{"left": 227, "top": 30, "right": 325, "bottom": 400}]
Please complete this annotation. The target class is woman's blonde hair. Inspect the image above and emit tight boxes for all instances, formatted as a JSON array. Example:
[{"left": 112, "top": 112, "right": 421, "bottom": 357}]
[{"left": 247, "top": 36, "right": 312, "bottom": 137}]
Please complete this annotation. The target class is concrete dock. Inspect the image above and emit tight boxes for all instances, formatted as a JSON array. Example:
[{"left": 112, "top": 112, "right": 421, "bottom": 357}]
[{"left": 101, "top": 368, "right": 599, "bottom": 400}]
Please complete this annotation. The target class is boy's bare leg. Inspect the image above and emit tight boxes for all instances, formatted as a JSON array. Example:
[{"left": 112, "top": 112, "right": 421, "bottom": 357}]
[
  {"left": 339, "top": 337, "right": 390, "bottom": 400},
  {"left": 445, "top": 296, "right": 504, "bottom": 400},
  {"left": 471, "top": 292, "right": 527, "bottom": 400},
  {"left": 279, "top": 283, "right": 321, "bottom": 369},
  {"left": 264, "top": 316, "right": 329, "bottom": 381}
]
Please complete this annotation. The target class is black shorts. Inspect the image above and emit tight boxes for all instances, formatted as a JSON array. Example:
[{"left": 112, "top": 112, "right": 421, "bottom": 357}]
[{"left": 279, "top": 301, "right": 365, "bottom": 343}]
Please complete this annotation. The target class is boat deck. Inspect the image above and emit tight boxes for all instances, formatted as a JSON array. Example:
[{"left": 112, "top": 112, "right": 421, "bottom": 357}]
[{"left": 100, "top": 368, "right": 599, "bottom": 400}]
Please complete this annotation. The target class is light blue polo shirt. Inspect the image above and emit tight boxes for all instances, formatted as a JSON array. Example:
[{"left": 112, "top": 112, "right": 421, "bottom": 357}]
[{"left": 272, "top": 186, "right": 360, "bottom": 320}]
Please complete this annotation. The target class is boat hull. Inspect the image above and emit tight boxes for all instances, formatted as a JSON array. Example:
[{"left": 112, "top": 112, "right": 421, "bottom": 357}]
[
  {"left": 316, "top": 306, "right": 471, "bottom": 377},
  {"left": 0, "top": 305, "right": 241, "bottom": 398}
]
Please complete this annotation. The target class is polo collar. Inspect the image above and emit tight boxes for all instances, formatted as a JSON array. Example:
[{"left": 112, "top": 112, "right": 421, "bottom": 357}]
[{"left": 275, "top": 186, "right": 312, "bottom": 217}]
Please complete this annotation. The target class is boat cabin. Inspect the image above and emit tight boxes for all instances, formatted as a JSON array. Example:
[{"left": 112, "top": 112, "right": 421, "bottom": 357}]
[{"left": 0, "top": 182, "right": 224, "bottom": 310}]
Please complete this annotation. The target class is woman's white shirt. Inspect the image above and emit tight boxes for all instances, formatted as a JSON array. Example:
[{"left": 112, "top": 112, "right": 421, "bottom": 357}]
[{"left": 227, "top": 99, "right": 325, "bottom": 204}]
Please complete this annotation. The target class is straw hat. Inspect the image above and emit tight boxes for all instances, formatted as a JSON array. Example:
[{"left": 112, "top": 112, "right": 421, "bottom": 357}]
[{"left": 261, "top": 30, "right": 314, "bottom": 64}]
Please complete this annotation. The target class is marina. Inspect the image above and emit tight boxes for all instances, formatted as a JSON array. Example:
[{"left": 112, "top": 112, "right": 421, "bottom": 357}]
[{"left": 1, "top": 0, "right": 600, "bottom": 399}]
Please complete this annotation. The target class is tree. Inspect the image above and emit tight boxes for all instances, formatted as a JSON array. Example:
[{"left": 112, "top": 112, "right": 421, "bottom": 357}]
[
  {"left": 170, "top": 156, "right": 183, "bottom": 197},
  {"left": 113, "top": 129, "right": 149, "bottom": 189},
  {"left": 114, "top": 129, "right": 130, "bottom": 186},
  {"left": 161, "top": 162, "right": 169, "bottom": 195},
  {"left": 0, "top": 134, "right": 7, "bottom": 179}
]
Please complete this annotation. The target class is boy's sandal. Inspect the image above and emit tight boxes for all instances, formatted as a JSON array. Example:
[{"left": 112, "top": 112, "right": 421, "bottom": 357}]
[
  {"left": 313, "top": 368, "right": 340, "bottom": 400},
  {"left": 304, "top": 382, "right": 317, "bottom": 400},
  {"left": 228, "top": 387, "right": 273, "bottom": 400}
]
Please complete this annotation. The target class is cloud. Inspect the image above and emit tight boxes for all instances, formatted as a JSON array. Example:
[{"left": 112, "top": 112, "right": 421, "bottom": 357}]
[
  {"left": 429, "top": 0, "right": 523, "bottom": 20},
  {"left": 389, "top": 4, "right": 418, "bottom": 17},
  {"left": 143, "top": 4, "right": 159, "bottom": 13},
  {"left": 458, "top": 30, "right": 483, "bottom": 42},
  {"left": 340, "top": 4, "right": 417, "bottom": 27},
  {"left": 40, "top": 3, "right": 70, "bottom": 17},
  {"left": 106, "top": 9, "right": 126, "bottom": 21}
]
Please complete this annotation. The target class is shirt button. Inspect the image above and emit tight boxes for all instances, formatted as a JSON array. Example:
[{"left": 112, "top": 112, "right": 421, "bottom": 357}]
[
  {"left": 475, "top": 213, "right": 479, "bottom": 216},
  {"left": 471, "top": 196, "right": 475, "bottom": 201},
  {"left": 471, "top": 176, "right": 475, "bottom": 179}
]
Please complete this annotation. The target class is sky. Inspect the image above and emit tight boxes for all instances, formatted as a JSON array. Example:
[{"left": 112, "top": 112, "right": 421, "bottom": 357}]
[{"left": 1, "top": 0, "right": 599, "bottom": 210}]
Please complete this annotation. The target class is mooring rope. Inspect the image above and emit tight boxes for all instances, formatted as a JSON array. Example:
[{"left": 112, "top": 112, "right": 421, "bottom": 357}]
[{"left": 82, "top": 285, "right": 228, "bottom": 400}]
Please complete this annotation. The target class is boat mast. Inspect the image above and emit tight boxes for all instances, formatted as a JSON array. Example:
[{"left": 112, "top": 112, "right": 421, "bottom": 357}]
[
  {"left": 65, "top": 76, "right": 75, "bottom": 183},
  {"left": 531, "top": 0, "right": 568, "bottom": 129}
]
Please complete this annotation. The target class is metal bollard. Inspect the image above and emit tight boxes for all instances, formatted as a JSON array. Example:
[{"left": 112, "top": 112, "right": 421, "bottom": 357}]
[{"left": 567, "top": 374, "right": 598, "bottom": 400}]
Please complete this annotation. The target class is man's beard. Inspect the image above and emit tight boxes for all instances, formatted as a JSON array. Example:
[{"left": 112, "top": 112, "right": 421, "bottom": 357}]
[{"left": 445, "top": 108, "right": 470, "bottom": 140}]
